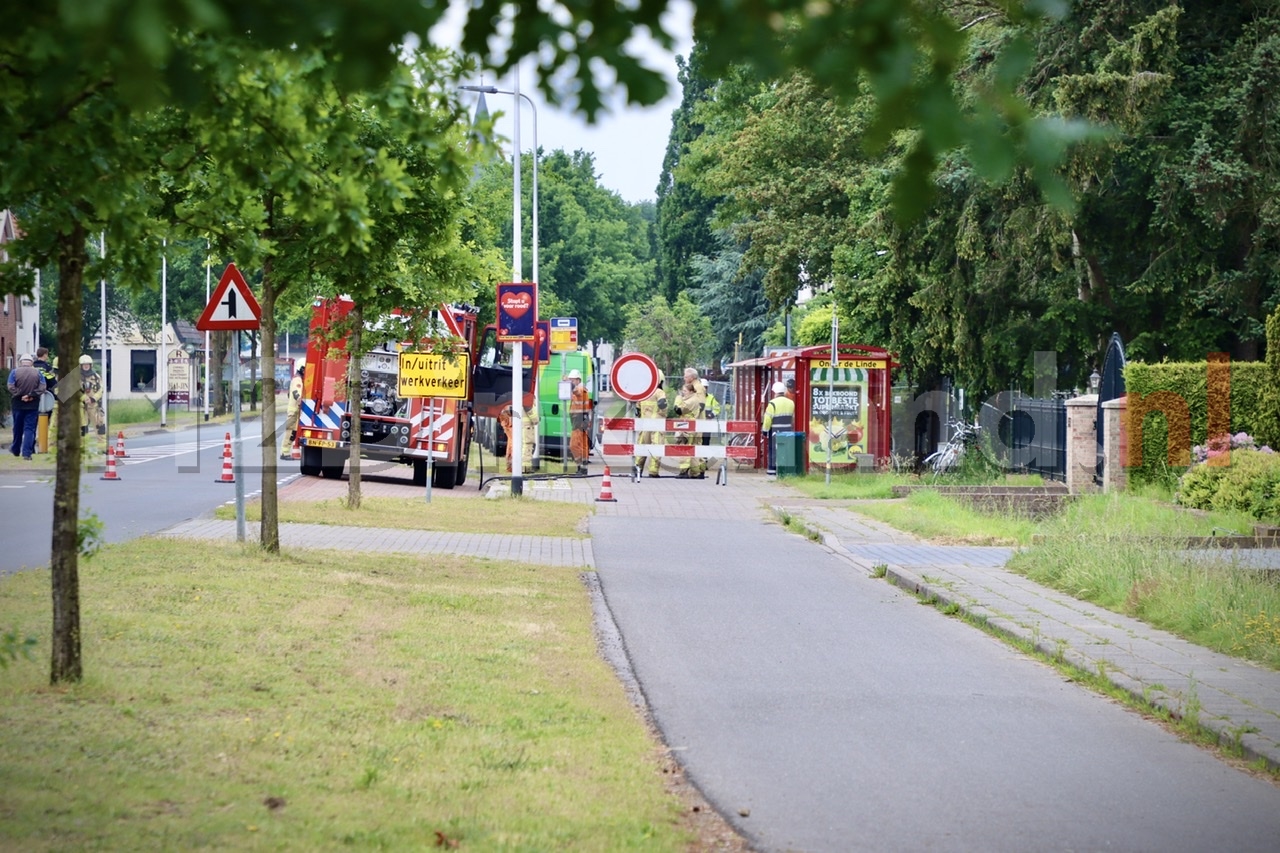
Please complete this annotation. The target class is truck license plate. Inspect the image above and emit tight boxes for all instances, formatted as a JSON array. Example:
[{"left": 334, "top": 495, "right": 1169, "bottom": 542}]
[{"left": 308, "top": 439, "right": 337, "bottom": 449}]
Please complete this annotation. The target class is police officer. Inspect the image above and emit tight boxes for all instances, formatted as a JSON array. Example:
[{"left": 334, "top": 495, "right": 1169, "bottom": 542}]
[
  {"left": 634, "top": 369, "right": 667, "bottom": 477},
  {"left": 280, "top": 363, "right": 305, "bottom": 459},
  {"left": 762, "top": 380, "right": 795, "bottom": 476}
]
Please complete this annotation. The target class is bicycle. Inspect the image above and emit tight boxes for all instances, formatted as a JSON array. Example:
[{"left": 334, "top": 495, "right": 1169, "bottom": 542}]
[{"left": 923, "top": 419, "right": 981, "bottom": 481}]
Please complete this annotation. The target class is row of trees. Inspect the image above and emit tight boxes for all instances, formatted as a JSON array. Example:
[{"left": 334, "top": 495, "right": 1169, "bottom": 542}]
[{"left": 654, "top": 1, "right": 1280, "bottom": 400}]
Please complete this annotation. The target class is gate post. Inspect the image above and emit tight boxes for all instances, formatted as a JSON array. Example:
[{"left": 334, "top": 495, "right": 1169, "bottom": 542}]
[
  {"left": 1102, "top": 396, "right": 1128, "bottom": 493},
  {"left": 1064, "top": 395, "right": 1099, "bottom": 495}
]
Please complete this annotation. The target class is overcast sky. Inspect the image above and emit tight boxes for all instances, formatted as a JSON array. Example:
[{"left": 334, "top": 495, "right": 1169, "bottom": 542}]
[{"left": 438, "top": 2, "right": 695, "bottom": 204}]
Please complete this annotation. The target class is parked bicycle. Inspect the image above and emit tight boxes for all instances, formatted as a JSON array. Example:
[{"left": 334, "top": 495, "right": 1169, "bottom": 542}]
[{"left": 923, "top": 419, "right": 983, "bottom": 480}]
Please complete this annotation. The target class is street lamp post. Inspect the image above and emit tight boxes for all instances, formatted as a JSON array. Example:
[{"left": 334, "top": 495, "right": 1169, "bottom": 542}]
[{"left": 461, "top": 80, "right": 540, "bottom": 496}]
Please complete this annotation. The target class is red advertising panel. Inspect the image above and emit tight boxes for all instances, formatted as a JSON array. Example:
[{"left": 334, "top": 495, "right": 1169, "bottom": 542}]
[{"left": 496, "top": 282, "right": 537, "bottom": 343}]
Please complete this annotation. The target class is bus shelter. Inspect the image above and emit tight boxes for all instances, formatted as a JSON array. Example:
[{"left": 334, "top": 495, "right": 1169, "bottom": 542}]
[{"left": 730, "top": 344, "right": 896, "bottom": 472}]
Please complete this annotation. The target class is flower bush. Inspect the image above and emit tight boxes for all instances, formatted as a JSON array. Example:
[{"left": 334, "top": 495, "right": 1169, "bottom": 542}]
[
  {"left": 1190, "top": 431, "right": 1273, "bottom": 465},
  {"left": 1177, "top": 434, "right": 1280, "bottom": 520}
]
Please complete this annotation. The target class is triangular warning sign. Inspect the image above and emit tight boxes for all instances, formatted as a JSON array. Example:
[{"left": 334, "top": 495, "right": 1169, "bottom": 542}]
[{"left": 196, "top": 263, "right": 262, "bottom": 331}]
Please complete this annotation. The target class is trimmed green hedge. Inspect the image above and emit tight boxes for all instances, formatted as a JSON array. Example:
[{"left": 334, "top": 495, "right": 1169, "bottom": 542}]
[{"left": 1124, "top": 359, "right": 1279, "bottom": 485}]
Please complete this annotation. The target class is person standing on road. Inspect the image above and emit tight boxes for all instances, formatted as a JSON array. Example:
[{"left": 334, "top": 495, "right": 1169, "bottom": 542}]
[
  {"left": 634, "top": 369, "right": 667, "bottom": 477},
  {"left": 567, "top": 368, "right": 593, "bottom": 474},
  {"left": 497, "top": 403, "right": 539, "bottom": 473},
  {"left": 78, "top": 354, "right": 105, "bottom": 436},
  {"left": 280, "top": 363, "right": 305, "bottom": 459},
  {"left": 761, "top": 380, "right": 795, "bottom": 476},
  {"left": 7, "top": 353, "right": 46, "bottom": 460},
  {"left": 674, "top": 367, "right": 707, "bottom": 479},
  {"left": 33, "top": 347, "right": 57, "bottom": 453}
]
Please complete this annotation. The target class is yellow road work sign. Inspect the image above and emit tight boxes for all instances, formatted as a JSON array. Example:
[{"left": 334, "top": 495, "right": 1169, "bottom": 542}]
[{"left": 398, "top": 351, "right": 471, "bottom": 399}]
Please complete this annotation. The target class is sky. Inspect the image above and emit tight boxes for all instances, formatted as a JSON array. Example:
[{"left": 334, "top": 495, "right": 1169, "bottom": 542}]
[{"left": 435, "top": 2, "right": 695, "bottom": 205}]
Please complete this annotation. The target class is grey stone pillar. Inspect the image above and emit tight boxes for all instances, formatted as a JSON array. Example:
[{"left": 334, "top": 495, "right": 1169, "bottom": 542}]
[
  {"left": 1102, "top": 396, "right": 1128, "bottom": 493},
  {"left": 1064, "top": 395, "right": 1099, "bottom": 494}
]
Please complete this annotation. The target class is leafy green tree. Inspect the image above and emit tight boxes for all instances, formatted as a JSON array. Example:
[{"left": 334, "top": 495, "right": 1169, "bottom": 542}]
[
  {"left": 622, "top": 292, "right": 713, "bottom": 380},
  {"left": 687, "top": 232, "right": 773, "bottom": 363},
  {"left": 656, "top": 45, "right": 720, "bottom": 303}
]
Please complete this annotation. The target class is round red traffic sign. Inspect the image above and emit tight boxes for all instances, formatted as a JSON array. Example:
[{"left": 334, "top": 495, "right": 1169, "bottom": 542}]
[{"left": 610, "top": 352, "right": 660, "bottom": 402}]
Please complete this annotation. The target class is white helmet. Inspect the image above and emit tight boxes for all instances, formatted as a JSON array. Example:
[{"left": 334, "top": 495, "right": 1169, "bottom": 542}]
[
  {"left": 567, "top": 369, "right": 582, "bottom": 380},
  {"left": 79, "top": 354, "right": 94, "bottom": 366},
  {"left": 772, "top": 381, "right": 787, "bottom": 394}
]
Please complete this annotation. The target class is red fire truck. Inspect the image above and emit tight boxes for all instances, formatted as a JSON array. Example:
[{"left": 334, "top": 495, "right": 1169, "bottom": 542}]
[{"left": 295, "top": 297, "right": 536, "bottom": 488}]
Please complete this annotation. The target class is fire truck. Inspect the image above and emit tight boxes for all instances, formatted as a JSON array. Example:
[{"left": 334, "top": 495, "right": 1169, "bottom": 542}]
[{"left": 295, "top": 297, "right": 536, "bottom": 488}]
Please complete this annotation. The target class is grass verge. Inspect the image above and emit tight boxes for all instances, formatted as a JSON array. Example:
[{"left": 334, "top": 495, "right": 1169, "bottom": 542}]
[
  {"left": 216, "top": 495, "right": 594, "bottom": 538},
  {"left": 850, "top": 489, "right": 1039, "bottom": 546},
  {"left": 0, "top": 538, "right": 691, "bottom": 850}
]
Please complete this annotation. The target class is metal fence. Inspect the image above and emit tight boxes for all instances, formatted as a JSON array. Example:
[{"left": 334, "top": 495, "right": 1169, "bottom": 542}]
[{"left": 983, "top": 394, "right": 1067, "bottom": 481}]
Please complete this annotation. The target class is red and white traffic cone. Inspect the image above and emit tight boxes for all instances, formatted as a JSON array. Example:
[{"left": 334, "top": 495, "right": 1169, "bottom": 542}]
[
  {"left": 100, "top": 445, "right": 121, "bottom": 481},
  {"left": 215, "top": 432, "right": 235, "bottom": 484},
  {"left": 290, "top": 435, "right": 302, "bottom": 460},
  {"left": 114, "top": 430, "right": 129, "bottom": 458},
  {"left": 595, "top": 465, "right": 617, "bottom": 503}
]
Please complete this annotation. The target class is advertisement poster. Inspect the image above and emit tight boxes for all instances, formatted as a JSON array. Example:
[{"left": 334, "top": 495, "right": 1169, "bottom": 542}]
[
  {"left": 496, "top": 282, "right": 537, "bottom": 342},
  {"left": 808, "top": 365, "right": 869, "bottom": 463}
]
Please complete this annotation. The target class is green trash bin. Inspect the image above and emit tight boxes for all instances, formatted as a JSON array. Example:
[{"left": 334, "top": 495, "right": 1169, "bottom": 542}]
[{"left": 775, "top": 431, "right": 804, "bottom": 477}]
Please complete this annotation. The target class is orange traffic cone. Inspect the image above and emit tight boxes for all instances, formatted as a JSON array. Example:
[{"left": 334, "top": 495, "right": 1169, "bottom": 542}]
[
  {"left": 595, "top": 465, "right": 617, "bottom": 503},
  {"left": 290, "top": 436, "right": 302, "bottom": 460},
  {"left": 215, "top": 432, "right": 235, "bottom": 484},
  {"left": 101, "top": 445, "right": 121, "bottom": 481},
  {"left": 114, "top": 430, "right": 129, "bottom": 458}
]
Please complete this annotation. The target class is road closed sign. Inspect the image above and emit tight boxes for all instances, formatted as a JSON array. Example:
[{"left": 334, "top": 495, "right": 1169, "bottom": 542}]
[
  {"left": 398, "top": 351, "right": 471, "bottom": 399},
  {"left": 610, "top": 352, "right": 660, "bottom": 402}
]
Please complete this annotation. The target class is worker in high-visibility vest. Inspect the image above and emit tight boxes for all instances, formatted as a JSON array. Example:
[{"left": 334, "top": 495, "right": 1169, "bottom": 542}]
[
  {"left": 761, "top": 380, "right": 795, "bottom": 476},
  {"left": 498, "top": 404, "right": 540, "bottom": 472},
  {"left": 673, "top": 367, "right": 707, "bottom": 478},
  {"left": 634, "top": 370, "right": 667, "bottom": 477},
  {"left": 567, "top": 368, "right": 592, "bottom": 474}
]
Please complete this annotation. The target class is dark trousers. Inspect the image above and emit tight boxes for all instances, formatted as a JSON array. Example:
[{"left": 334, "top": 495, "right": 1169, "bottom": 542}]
[{"left": 10, "top": 407, "right": 38, "bottom": 458}]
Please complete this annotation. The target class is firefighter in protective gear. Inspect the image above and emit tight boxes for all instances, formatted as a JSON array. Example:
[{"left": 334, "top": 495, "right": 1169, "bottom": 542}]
[
  {"left": 634, "top": 369, "right": 667, "bottom": 477},
  {"left": 762, "top": 380, "right": 796, "bottom": 475},
  {"left": 498, "top": 404, "right": 540, "bottom": 472},
  {"left": 78, "top": 355, "right": 105, "bottom": 436},
  {"left": 567, "top": 368, "right": 592, "bottom": 474},
  {"left": 673, "top": 367, "right": 707, "bottom": 478},
  {"left": 280, "top": 363, "right": 305, "bottom": 459}
]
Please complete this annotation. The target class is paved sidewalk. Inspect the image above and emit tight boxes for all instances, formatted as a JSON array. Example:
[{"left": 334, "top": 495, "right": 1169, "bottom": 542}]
[
  {"left": 159, "top": 461, "right": 1280, "bottom": 773},
  {"left": 775, "top": 497, "right": 1280, "bottom": 773}
]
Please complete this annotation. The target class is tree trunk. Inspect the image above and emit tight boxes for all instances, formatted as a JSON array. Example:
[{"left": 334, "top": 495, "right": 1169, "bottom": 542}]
[
  {"left": 259, "top": 252, "right": 280, "bottom": 553},
  {"left": 347, "top": 303, "right": 363, "bottom": 510},
  {"left": 50, "top": 225, "right": 87, "bottom": 683}
]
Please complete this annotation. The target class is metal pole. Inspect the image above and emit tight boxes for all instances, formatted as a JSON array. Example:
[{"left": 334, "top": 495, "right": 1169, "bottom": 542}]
[
  {"left": 204, "top": 242, "right": 211, "bottom": 422},
  {"left": 160, "top": 239, "right": 168, "bottom": 427},
  {"left": 99, "top": 232, "right": 108, "bottom": 438},
  {"left": 826, "top": 309, "right": 837, "bottom": 486},
  {"left": 510, "top": 70, "right": 524, "bottom": 498},
  {"left": 233, "top": 330, "right": 245, "bottom": 541}
]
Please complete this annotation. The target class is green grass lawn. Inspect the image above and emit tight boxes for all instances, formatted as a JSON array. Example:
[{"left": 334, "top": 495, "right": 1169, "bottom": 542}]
[{"left": 0, "top": 539, "right": 692, "bottom": 850}]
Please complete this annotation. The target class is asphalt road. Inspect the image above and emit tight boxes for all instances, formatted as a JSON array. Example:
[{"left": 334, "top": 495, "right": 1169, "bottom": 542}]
[
  {"left": 591, "top": 515, "right": 1280, "bottom": 852},
  {"left": 0, "top": 419, "right": 289, "bottom": 575}
]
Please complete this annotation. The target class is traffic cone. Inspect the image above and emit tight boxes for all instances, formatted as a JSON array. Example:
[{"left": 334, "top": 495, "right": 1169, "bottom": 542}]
[
  {"left": 595, "top": 465, "right": 617, "bottom": 503},
  {"left": 114, "top": 430, "right": 129, "bottom": 458},
  {"left": 100, "top": 445, "right": 121, "bottom": 481},
  {"left": 215, "top": 432, "right": 235, "bottom": 484},
  {"left": 290, "top": 435, "right": 302, "bottom": 460}
]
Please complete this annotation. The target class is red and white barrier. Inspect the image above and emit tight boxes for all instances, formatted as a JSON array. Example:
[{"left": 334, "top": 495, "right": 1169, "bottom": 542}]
[{"left": 600, "top": 417, "right": 757, "bottom": 462}]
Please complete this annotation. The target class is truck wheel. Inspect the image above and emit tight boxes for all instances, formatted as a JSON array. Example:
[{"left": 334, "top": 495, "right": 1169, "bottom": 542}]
[
  {"left": 455, "top": 457, "right": 468, "bottom": 486},
  {"left": 321, "top": 454, "right": 346, "bottom": 479},
  {"left": 412, "top": 459, "right": 428, "bottom": 487},
  {"left": 432, "top": 463, "right": 456, "bottom": 489},
  {"left": 300, "top": 446, "right": 322, "bottom": 477}
]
